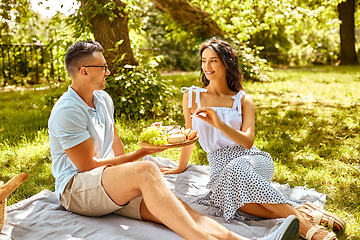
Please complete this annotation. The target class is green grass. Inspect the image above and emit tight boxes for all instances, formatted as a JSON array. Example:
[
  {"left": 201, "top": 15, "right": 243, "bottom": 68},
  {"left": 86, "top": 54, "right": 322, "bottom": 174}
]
[
  {"left": 1, "top": 66, "right": 359, "bottom": 239},
  {"left": 249, "top": 66, "right": 360, "bottom": 240},
  {"left": 0, "top": 89, "right": 55, "bottom": 204}
]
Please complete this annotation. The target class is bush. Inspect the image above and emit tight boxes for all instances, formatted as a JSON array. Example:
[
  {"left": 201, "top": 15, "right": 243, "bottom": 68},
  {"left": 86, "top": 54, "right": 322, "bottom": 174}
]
[
  {"left": 106, "top": 62, "right": 176, "bottom": 121},
  {"left": 232, "top": 41, "right": 272, "bottom": 82},
  {"left": 40, "top": 81, "right": 70, "bottom": 109}
]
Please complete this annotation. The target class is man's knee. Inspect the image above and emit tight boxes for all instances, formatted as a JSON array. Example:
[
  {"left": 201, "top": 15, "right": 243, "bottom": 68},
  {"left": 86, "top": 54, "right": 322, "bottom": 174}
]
[
  {"left": 132, "top": 161, "right": 160, "bottom": 178},
  {"left": 124, "top": 161, "right": 163, "bottom": 189},
  {"left": 137, "top": 160, "right": 158, "bottom": 170},
  {"left": 104, "top": 161, "right": 159, "bottom": 181}
]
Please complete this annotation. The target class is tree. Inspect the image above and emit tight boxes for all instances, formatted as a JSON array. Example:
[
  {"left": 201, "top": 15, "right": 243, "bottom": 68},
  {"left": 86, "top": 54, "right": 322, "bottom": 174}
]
[
  {"left": 148, "top": 0, "right": 224, "bottom": 39},
  {"left": 79, "top": 0, "right": 138, "bottom": 73},
  {"left": 338, "top": 0, "right": 358, "bottom": 65},
  {"left": 76, "top": 0, "right": 225, "bottom": 72}
]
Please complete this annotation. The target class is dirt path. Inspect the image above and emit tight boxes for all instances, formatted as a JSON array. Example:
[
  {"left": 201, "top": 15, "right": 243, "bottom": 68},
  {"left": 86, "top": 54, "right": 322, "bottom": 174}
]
[{"left": 0, "top": 85, "right": 50, "bottom": 92}]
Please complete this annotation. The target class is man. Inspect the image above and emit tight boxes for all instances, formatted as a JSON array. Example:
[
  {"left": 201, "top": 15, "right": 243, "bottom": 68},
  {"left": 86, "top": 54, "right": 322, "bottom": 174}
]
[{"left": 48, "top": 40, "right": 299, "bottom": 240}]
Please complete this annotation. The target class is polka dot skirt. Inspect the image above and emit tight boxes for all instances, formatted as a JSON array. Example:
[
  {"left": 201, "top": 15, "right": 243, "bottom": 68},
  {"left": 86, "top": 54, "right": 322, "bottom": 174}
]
[{"left": 196, "top": 145, "right": 300, "bottom": 222}]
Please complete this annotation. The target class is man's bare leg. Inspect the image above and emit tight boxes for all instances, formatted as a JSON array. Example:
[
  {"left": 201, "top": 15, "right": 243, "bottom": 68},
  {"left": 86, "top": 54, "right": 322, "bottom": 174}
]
[
  {"left": 102, "top": 161, "right": 298, "bottom": 240},
  {"left": 179, "top": 198, "right": 247, "bottom": 240},
  {"left": 102, "top": 161, "right": 216, "bottom": 240},
  {"left": 140, "top": 197, "right": 248, "bottom": 240}
]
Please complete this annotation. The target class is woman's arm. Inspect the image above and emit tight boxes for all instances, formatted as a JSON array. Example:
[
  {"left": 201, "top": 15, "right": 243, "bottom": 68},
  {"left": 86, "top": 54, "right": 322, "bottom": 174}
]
[
  {"left": 161, "top": 91, "right": 196, "bottom": 175},
  {"left": 193, "top": 94, "right": 255, "bottom": 149}
]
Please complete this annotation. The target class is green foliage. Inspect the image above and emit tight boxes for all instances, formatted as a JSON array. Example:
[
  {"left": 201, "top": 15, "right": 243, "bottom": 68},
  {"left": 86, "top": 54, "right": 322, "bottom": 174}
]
[
  {"left": 230, "top": 41, "right": 272, "bottom": 81},
  {"left": 105, "top": 62, "right": 179, "bottom": 121},
  {"left": 66, "top": 0, "right": 100, "bottom": 40},
  {"left": 0, "top": 0, "right": 77, "bottom": 85},
  {"left": 189, "top": 0, "right": 345, "bottom": 66},
  {"left": 40, "top": 81, "right": 71, "bottom": 108},
  {"left": 357, "top": 0, "right": 360, "bottom": 29},
  {"left": 3, "top": 0, "right": 359, "bottom": 77},
  {"left": 0, "top": 0, "right": 74, "bottom": 45},
  {"left": 0, "top": 0, "right": 34, "bottom": 43},
  {"left": 126, "top": 0, "right": 271, "bottom": 81},
  {"left": 61, "top": 1, "right": 183, "bottom": 122},
  {"left": 127, "top": 0, "right": 203, "bottom": 71}
]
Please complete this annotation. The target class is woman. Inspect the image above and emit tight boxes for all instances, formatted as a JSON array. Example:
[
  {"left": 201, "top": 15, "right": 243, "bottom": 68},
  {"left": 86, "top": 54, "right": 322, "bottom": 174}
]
[{"left": 160, "top": 38, "right": 345, "bottom": 240}]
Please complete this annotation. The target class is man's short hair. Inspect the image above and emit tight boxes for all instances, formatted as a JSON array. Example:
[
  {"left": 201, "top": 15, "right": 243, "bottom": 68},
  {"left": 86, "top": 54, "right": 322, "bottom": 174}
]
[{"left": 65, "top": 40, "right": 104, "bottom": 76}]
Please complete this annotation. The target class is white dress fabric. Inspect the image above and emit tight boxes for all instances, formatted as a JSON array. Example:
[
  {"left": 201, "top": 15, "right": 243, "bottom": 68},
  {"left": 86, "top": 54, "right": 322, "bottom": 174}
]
[{"left": 182, "top": 86, "right": 300, "bottom": 222}]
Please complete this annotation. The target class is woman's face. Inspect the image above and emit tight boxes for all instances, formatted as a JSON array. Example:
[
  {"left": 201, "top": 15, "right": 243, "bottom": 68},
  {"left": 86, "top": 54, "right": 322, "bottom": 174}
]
[{"left": 201, "top": 48, "right": 226, "bottom": 82}]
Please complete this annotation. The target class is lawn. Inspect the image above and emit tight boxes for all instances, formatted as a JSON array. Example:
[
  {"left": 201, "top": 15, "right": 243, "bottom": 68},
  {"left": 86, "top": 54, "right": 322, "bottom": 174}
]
[{"left": 0, "top": 66, "right": 359, "bottom": 239}]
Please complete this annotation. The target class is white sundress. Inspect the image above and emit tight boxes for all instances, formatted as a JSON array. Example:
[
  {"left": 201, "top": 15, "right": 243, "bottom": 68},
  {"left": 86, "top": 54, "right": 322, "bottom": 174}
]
[{"left": 182, "top": 86, "right": 300, "bottom": 222}]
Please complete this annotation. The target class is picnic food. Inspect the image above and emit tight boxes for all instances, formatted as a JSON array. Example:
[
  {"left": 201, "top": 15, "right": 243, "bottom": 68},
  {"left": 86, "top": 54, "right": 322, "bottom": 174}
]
[
  {"left": 139, "top": 126, "right": 168, "bottom": 146},
  {"left": 168, "top": 134, "right": 186, "bottom": 144},
  {"left": 187, "top": 129, "right": 197, "bottom": 140},
  {"left": 139, "top": 123, "right": 198, "bottom": 147}
]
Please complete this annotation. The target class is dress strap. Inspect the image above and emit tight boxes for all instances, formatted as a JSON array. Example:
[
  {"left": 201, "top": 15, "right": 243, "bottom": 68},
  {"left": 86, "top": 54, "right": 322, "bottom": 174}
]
[
  {"left": 181, "top": 86, "right": 208, "bottom": 108},
  {"left": 231, "top": 90, "right": 246, "bottom": 115}
]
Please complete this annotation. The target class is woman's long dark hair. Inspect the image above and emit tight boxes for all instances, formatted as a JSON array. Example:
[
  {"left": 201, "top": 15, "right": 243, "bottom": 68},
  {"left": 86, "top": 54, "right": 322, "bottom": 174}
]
[{"left": 199, "top": 38, "right": 244, "bottom": 92}]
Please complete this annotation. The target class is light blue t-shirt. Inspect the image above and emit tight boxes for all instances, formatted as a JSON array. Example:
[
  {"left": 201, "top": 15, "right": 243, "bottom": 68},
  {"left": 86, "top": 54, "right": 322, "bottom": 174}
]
[{"left": 48, "top": 86, "right": 115, "bottom": 199}]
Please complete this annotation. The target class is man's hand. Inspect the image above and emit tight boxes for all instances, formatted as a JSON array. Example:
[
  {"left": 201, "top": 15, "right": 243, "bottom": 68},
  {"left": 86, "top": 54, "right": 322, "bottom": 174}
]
[{"left": 139, "top": 147, "right": 166, "bottom": 155}]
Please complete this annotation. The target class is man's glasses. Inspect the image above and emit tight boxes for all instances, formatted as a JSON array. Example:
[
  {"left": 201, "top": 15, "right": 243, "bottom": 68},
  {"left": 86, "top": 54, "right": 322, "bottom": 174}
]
[{"left": 79, "top": 65, "right": 109, "bottom": 72}]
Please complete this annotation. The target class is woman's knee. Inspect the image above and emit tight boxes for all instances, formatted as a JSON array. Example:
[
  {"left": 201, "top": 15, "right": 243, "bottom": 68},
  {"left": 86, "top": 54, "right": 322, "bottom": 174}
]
[{"left": 226, "top": 159, "right": 248, "bottom": 174}]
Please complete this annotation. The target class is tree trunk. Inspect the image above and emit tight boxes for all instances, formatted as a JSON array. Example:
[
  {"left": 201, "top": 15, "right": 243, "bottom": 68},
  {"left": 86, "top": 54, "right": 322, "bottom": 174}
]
[
  {"left": 149, "top": 0, "right": 224, "bottom": 39},
  {"left": 80, "top": 0, "right": 138, "bottom": 73},
  {"left": 338, "top": 0, "right": 358, "bottom": 65}
]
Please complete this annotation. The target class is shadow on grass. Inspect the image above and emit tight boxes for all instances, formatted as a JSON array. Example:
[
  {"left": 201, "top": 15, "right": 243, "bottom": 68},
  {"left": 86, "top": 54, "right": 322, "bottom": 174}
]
[
  {"left": 255, "top": 101, "right": 360, "bottom": 214},
  {"left": 256, "top": 103, "right": 359, "bottom": 163}
]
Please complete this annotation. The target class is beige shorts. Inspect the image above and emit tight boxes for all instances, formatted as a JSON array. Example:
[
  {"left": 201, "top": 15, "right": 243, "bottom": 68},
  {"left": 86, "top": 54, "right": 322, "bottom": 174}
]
[{"left": 60, "top": 165, "right": 143, "bottom": 220}]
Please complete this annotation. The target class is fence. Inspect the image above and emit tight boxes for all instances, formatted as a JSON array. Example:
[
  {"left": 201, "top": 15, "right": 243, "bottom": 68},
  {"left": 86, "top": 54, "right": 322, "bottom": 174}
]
[{"left": 0, "top": 43, "right": 65, "bottom": 86}]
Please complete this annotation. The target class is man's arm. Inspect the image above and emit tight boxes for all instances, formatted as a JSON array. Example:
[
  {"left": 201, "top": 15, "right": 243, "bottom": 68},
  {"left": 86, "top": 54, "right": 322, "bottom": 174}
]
[
  {"left": 112, "top": 124, "right": 125, "bottom": 156},
  {"left": 65, "top": 136, "right": 164, "bottom": 172}
]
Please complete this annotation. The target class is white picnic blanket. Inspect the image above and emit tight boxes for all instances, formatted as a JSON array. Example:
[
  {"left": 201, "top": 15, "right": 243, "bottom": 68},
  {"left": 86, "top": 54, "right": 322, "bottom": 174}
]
[{"left": 0, "top": 156, "right": 327, "bottom": 240}]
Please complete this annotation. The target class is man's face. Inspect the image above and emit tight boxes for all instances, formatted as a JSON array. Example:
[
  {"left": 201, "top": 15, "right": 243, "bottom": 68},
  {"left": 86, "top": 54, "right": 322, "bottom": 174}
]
[{"left": 81, "top": 52, "right": 111, "bottom": 90}]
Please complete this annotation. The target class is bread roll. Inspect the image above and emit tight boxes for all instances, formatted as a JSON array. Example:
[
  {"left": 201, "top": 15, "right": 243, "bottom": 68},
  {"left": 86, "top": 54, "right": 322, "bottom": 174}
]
[
  {"left": 0, "top": 173, "right": 28, "bottom": 202},
  {"left": 188, "top": 130, "right": 198, "bottom": 140}
]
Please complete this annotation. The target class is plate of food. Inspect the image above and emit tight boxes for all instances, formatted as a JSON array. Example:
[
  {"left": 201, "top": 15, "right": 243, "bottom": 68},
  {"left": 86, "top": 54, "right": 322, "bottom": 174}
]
[{"left": 138, "top": 123, "right": 199, "bottom": 149}]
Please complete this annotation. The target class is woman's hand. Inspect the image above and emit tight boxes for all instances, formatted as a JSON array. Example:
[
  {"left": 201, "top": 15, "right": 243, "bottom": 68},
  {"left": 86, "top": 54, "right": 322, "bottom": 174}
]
[
  {"left": 160, "top": 167, "right": 185, "bottom": 175},
  {"left": 192, "top": 107, "right": 223, "bottom": 129}
]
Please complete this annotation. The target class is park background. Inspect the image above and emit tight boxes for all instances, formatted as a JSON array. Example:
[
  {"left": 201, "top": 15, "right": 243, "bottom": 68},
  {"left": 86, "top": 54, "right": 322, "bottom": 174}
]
[{"left": 0, "top": 0, "right": 359, "bottom": 239}]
